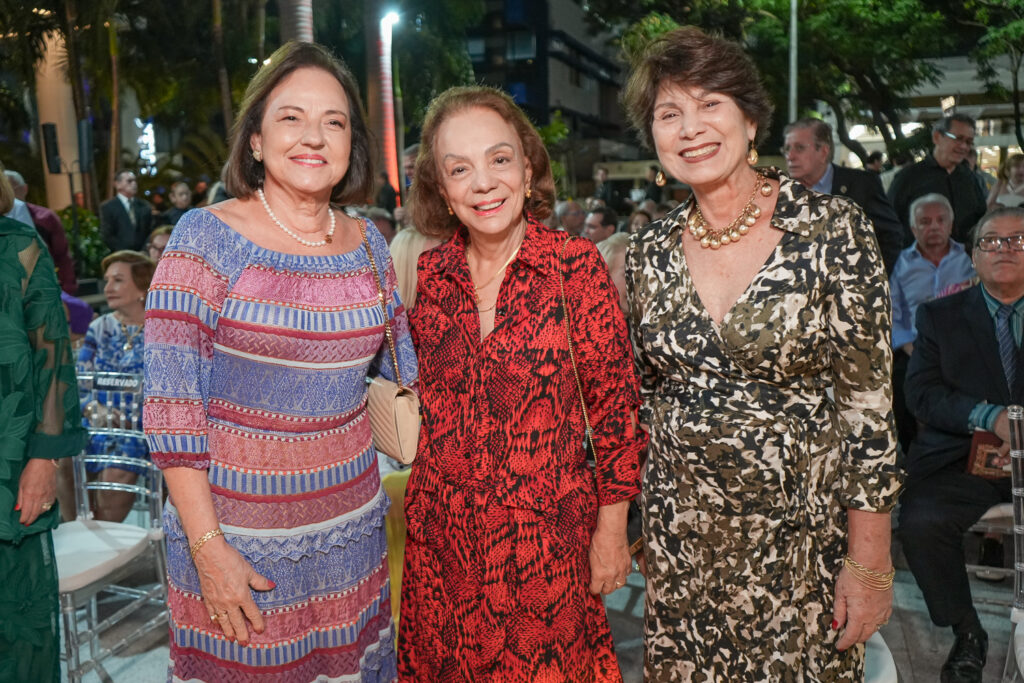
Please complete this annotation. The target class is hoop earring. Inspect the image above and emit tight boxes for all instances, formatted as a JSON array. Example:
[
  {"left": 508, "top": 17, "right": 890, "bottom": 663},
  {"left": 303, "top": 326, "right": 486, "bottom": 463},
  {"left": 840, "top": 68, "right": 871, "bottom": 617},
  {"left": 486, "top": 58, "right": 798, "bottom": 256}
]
[
  {"left": 747, "top": 142, "right": 758, "bottom": 166},
  {"left": 252, "top": 149, "right": 262, "bottom": 162},
  {"left": 655, "top": 170, "right": 667, "bottom": 187}
]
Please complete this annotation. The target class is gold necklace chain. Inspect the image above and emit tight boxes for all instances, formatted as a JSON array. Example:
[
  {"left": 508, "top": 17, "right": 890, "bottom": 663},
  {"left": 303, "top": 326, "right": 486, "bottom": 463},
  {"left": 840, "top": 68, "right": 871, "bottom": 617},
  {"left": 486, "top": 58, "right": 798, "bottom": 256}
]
[
  {"left": 687, "top": 171, "right": 773, "bottom": 249},
  {"left": 116, "top": 313, "right": 144, "bottom": 351},
  {"left": 469, "top": 240, "right": 523, "bottom": 303}
]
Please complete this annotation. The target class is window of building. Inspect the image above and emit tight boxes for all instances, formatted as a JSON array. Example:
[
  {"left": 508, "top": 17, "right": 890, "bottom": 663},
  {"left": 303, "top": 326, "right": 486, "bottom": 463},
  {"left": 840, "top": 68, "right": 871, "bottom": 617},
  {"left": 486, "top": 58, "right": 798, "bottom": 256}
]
[
  {"left": 467, "top": 37, "right": 486, "bottom": 63},
  {"left": 506, "top": 31, "right": 536, "bottom": 61}
]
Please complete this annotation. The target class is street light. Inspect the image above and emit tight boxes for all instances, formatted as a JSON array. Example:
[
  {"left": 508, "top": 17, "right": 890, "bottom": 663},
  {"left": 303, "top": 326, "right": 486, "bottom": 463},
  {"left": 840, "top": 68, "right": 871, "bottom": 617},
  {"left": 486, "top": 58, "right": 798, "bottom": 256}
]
[{"left": 379, "top": 11, "right": 400, "bottom": 206}]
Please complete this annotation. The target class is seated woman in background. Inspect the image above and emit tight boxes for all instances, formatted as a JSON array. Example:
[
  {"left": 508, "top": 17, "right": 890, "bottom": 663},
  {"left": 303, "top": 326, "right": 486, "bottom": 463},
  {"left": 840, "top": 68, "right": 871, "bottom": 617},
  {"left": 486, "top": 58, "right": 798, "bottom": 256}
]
[
  {"left": 987, "top": 153, "right": 1024, "bottom": 210},
  {"left": 144, "top": 224, "right": 174, "bottom": 262},
  {"left": 69, "top": 250, "right": 155, "bottom": 522}
]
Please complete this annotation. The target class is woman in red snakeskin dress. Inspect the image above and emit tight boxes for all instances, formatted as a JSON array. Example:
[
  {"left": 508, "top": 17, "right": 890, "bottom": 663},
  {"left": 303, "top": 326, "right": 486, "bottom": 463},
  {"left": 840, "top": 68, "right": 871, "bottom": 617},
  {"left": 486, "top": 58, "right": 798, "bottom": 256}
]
[{"left": 396, "top": 86, "right": 647, "bottom": 682}]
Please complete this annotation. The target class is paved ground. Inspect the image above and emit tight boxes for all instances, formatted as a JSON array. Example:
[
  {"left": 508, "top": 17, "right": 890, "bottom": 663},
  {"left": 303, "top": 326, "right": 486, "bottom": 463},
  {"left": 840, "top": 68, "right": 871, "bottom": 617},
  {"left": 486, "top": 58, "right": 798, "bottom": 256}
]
[{"left": 62, "top": 545, "right": 1020, "bottom": 682}]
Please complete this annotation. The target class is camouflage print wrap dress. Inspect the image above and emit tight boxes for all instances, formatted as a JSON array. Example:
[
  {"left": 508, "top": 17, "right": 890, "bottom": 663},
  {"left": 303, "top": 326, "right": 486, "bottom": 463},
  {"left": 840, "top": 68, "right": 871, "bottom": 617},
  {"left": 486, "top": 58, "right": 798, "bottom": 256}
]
[{"left": 625, "top": 170, "right": 903, "bottom": 681}]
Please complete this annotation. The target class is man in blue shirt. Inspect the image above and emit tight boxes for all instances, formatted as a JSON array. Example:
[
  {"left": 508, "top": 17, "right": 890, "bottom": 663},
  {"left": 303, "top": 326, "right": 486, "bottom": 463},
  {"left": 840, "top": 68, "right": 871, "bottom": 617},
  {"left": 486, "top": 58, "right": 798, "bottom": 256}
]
[
  {"left": 899, "top": 207, "right": 1024, "bottom": 683},
  {"left": 890, "top": 193, "right": 976, "bottom": 453},
  {"left": 891, "top": 194, "right": 977, "bottom": 354}
]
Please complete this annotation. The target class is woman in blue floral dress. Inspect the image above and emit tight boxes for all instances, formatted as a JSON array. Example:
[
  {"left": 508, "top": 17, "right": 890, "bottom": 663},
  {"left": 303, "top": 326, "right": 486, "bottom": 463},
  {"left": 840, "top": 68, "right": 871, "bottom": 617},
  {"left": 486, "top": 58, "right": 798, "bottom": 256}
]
[{"left": 75, "top": 250, "right": 155, "bottom": 522}]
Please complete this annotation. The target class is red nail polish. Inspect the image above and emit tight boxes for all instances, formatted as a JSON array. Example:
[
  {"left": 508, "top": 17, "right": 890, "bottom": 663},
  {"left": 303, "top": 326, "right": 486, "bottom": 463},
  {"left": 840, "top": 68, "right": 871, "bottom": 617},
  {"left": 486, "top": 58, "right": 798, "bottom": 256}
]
[
  {"left": 831, "top": 619, "right": 839, "bottom": 630},
  {"left": 268, "top": 580, "right": 276, "bottom": 588},
  {"left": 14, "top": 504, "right": 20, "bottom": 511}
]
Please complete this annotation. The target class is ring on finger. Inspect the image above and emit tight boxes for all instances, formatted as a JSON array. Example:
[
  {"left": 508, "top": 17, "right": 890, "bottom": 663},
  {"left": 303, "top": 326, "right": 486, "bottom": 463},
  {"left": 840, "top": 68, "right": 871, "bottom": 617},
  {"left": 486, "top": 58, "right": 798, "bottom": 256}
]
[
  {"left": 210, "top": 613, "right": 219, "bottom": 622},
  {"left": 41, "top": 501, "right": 53, "bottom": 511}
]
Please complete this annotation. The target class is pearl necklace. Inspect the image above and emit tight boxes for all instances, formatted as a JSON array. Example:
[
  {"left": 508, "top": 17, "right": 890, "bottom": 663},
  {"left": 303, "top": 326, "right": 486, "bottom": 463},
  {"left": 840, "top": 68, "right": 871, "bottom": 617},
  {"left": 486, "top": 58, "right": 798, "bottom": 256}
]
[
  {"left": 257, "top": 188, "right": 335, "bottom": 247},
  {"left": 687, "top": 171, "right": 773, "bottom": 249}
]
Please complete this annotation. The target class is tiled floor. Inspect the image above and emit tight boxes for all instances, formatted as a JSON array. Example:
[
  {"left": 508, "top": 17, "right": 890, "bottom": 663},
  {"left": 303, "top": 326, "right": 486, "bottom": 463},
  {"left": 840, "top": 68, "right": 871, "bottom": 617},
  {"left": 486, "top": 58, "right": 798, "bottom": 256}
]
[{"left": 64, "top": 563, "right": 1019, "bottom": 682}]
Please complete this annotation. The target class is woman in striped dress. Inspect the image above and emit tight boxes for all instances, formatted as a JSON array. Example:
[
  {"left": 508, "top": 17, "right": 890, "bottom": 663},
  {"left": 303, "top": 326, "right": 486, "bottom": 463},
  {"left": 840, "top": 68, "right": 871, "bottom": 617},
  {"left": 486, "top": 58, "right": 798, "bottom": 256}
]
[{"left": 143, "top": 42, "right": 415, "bottom": 682}]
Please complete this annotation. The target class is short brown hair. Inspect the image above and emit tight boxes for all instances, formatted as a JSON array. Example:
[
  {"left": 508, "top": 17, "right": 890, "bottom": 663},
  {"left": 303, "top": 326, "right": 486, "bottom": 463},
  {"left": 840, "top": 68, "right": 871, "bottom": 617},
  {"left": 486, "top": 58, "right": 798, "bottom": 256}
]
[
  {"left": 145, "top": 225, "right": 175, "bottom": 248},
  {"left": 410, "top": 86, "right": 555, "bottom": 239},
  {"left": 622, "top": 26, "right": 774, "bottom": 152},
  {"left": 783, "top": 117, "right": 834, "bottom": 161},
  {"left": 101, "top": 250, "right": 156, "bottom": 292},
  {"left": 223, "top": 41, "right": 374, "bottom": 205}
]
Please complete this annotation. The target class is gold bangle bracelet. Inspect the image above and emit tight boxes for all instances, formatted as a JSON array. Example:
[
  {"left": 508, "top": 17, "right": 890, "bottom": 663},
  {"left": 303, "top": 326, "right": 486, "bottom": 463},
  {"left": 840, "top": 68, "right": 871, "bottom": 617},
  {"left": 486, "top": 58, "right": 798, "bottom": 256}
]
[
  {"left": 844, "top": 555, "right": 895, "bottom": 591},
  {"left": 190, "top": 528, "right": 224, "bottom": 560}
]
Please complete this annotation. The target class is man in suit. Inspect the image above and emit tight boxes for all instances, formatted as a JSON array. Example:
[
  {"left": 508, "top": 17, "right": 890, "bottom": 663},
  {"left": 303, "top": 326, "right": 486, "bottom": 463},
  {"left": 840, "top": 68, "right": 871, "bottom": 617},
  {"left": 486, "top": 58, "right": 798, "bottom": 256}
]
[
  {"left": 898, "top": 206, "right": 1024, "bottom": 683},
  {"left": 888, "top": 114, "right": 987, "bottom": 246},
  {"left": 99, "top": 170, "right": 152, "bottom": 252},
  {"left": 5, "top": 169, "right": 77, "bottom": 293},
  {"left": 783, "top": 118, "right": 904, "bottom": 274}
]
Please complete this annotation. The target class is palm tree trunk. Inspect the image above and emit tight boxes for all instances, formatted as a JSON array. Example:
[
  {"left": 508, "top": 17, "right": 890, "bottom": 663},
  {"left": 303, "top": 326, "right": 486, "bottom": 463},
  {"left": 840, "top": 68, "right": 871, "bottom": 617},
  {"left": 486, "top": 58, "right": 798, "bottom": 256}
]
[
  {"left": 279, "top": 0, "right": 314, "bottom": 42},
  {"left": 256, "top": 0, "right": 268, "bottom": 62},
  {"left": 61, "top": 0, "right": 99, "bottom": 210},
  {"left": 364, "top": 0, "right": 383, "bottom": 172},
  {"left": 213, "top": 0, "right": 234, "bottom": 131},
  {"left": 107, "top": 21, "right": 120, "bottom": 200}
]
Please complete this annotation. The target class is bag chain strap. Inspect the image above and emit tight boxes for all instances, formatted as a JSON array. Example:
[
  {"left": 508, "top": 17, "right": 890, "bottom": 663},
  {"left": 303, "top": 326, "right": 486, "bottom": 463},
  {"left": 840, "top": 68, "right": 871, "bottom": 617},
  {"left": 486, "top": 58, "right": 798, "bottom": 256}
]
[
  {"left": 558, "top": 237, "right": 597, "bottom": 456},
  {"left": 360, "top": 219, "right": 404, "bottom": 388}
]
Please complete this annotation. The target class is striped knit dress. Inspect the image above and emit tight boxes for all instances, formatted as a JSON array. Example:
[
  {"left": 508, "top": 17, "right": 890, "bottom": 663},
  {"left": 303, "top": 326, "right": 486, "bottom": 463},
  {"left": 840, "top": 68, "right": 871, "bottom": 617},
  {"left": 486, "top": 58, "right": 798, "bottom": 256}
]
[{"left": 143, "top": 209, "right": 415, "bottom": 682}]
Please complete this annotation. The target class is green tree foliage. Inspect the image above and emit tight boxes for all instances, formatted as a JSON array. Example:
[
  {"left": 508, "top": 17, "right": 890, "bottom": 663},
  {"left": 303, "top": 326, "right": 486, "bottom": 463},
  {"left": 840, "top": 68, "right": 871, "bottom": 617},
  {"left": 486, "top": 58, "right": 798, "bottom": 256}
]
[
  {"left": 967, "top": 0, "right": 1024, "bottom": 148},
  {"left": 538, "top": 110, "right": 570, "bottom": 196},
  {"left": 584, "top": 0, "right": 952, "bottom": 163}
]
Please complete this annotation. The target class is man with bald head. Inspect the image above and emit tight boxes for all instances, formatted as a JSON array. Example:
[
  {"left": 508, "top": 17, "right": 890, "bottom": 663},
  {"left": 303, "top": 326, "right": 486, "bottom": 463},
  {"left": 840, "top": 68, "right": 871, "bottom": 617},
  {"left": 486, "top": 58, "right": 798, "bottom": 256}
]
[{"left": 554, "top": 200, "right": 586, "bottom": 236}]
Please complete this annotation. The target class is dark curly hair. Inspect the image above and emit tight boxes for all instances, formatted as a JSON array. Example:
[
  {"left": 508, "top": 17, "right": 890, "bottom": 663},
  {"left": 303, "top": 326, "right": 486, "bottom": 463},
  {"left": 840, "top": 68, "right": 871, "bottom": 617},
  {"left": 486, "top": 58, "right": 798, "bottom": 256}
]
[
  {"left": 622, "top": 26, "right": 774, "bottom": 152},
  {"left": 411, "top": 86, "right": 555, "bottom": 239}
]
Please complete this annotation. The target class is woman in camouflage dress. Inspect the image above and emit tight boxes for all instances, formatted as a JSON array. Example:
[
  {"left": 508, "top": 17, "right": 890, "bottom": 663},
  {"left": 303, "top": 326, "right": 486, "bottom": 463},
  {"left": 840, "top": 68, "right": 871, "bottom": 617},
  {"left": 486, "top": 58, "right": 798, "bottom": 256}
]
[{"left": 622, "top": 27, "right": 904, "bottom": 681}]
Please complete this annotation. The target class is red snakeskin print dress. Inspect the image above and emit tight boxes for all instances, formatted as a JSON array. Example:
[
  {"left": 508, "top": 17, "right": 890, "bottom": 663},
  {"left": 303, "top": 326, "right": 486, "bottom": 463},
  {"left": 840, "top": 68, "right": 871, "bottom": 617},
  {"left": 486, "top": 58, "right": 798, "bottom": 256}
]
[{"left": 398, "top": 220, "right": 646, "bottom": 682}]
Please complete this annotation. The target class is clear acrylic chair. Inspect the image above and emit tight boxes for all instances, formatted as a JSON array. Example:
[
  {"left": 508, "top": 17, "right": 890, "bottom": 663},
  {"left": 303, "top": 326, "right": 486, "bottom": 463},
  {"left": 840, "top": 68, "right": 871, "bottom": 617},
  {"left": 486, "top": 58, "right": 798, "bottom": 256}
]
[
  {"left": 53, "top": 371, "right": 168, "bottom": 683},
  {"left": 1000, "top": 405, "right": 1024, "bottom": 682}
]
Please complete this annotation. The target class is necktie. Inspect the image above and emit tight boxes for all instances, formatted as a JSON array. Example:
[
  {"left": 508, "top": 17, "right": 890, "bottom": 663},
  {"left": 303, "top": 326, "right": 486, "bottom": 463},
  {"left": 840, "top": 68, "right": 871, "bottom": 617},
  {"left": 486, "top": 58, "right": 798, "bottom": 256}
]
[
  {"left": 126, "top": 199, "right": 136, "bottom": 227},
  {"left": 997, "top": 304, "right": 1017, "bottom": 390}
]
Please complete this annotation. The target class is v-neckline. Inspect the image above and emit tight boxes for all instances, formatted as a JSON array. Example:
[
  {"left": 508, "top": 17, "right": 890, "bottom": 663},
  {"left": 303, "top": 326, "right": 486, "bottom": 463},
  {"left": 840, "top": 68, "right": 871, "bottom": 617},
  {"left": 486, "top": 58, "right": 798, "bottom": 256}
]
[{"left": 677, "top": 229, "right": 790, "bottom": 331}]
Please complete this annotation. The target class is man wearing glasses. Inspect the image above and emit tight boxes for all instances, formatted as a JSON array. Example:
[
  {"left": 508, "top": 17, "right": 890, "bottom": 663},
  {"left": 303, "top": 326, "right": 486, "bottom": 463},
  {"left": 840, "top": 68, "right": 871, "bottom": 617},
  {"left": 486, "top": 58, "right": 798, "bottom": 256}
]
[
  {"left": 888, "top": 114, "right": 987, "bottom": 246},
  {"left": 782, "top": 118, "right": 904, "bottom": 274},
  {"left": 898, "top": 207, "right": 1024, "bottom": 683}
]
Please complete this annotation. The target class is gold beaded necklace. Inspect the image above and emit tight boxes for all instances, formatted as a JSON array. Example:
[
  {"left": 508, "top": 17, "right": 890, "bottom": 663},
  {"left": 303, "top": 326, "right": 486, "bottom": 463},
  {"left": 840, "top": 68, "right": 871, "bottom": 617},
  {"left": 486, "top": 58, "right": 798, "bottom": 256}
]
[{"left": 687, "top": 171, "right": 774, "bottom": 249}]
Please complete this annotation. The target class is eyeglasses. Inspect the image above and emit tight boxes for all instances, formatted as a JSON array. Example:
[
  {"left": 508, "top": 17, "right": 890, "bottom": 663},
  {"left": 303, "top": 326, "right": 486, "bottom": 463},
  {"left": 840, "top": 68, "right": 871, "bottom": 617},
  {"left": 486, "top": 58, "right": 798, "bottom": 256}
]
[
  {"left": 976, "top": 234, "right": 1024, "bottom": 252},
  {"left": 939, "top": 130, "right": 975, "bottom": 147},
  {"left": 780, "top": 143, "right": 819, "bottom": 155}
]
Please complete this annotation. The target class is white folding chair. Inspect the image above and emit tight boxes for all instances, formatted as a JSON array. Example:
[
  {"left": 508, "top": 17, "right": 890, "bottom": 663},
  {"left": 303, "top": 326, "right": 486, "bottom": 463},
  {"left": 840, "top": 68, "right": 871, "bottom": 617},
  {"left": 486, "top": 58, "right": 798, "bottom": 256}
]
[
  {"left": 865, "top": 631, "right": 899, "bottom": 683},
  {"left": 54, "top": 371, "right": 168, "bottom": 683}
]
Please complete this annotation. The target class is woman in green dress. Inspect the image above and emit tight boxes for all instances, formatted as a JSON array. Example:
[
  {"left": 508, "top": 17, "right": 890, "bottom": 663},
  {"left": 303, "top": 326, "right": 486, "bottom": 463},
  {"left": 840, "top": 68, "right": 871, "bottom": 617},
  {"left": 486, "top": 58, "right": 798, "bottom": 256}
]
[{"left": 0, "top": 168, "right": 87, "bottom": 682}]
